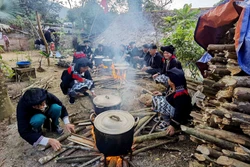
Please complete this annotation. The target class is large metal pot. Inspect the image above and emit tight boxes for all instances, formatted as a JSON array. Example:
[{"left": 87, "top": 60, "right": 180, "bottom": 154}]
[
  {"left": 114, "top": 63, "right": 129, "bottom": 68},
  {"left": 90, "top": 110, "right": 139, "bottom": 156},
  {"left": 94, "top": 56, "right": 104, "bottom": 66},
  {"left": 93, "top": 95, "right": 121, "bottom": 115},
  {"left": 102, "top": 59, "right": 113, "bottom": 67}
]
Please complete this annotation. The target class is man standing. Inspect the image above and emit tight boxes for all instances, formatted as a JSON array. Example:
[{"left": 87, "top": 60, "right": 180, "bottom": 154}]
[
  {"left": 141, "top": 44, "right": 163, "bottom": 75},
  {"left": 17, "top": 88, "right": 75, "bottom": 151}
]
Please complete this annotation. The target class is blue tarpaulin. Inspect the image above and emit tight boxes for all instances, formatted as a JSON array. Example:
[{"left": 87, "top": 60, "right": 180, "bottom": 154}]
[
  {"left": 194, "top": 0, "right": 250, "bottom": 75},
  {"left": 235, "top": 1, "right": 250, "bottom": 75}
]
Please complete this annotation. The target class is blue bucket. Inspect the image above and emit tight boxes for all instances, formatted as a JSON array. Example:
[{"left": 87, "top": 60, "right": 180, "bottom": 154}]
[{"left": 16, "top": 61, "right": 31, "bottom": 68}]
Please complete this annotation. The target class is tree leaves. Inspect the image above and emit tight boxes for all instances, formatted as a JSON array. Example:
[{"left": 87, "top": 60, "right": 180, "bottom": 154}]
[{"left": 162, "top": 4, "right": 203, "bottom": 78}]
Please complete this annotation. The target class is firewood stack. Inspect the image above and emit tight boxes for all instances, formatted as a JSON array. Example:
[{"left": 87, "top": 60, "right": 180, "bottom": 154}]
[{"left": 182, "top": 44, "right": 250, "bottom": 167}]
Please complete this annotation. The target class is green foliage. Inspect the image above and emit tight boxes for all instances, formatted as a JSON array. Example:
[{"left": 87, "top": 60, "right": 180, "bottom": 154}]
[
  {"left": 0, "top": 55, "right": 15, "bottom": 78},
  {"left": 9, "top": 15, "right": 25, "bottom": 30},
  {"left": 67, "top": 0, "right": 116, "bottom": 34},
  {"left": 162, "top": 4, "right": 204, "bottom": 78},
  {"left": 0, "top": 0, "right": 21, "bottom": 23},
  {"left": 39, "top": 51, "right": 50, "bottom": 58},
  {"left": 20, "top": 0, "right": 63, "bottom": 23},
  {"left": 143, "top": 0, "right": 172, "bottom": 11}
]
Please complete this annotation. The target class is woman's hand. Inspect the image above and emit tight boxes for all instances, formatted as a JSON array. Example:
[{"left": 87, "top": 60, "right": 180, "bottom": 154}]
[
  {"left": 81, "top": 78, "right": 86, "bottom": 83},
  {"left": 153, "top": 91, "right": 162, "bottom": 96},
  {"left": 48, "top": 138, "right": 62, "bottom": 151},
  {"left": 141, "top": 66, "right": 148, "bottom": 72},
  {"left": 91, "top": 91, "right": 96, "bottom": 97},
  {"left": 152, "top": 73, "right": 159, "bottom": 79},
  {"left": 166, "top": 125, "right": 175, "bottom": 136},
  {"left": 65, "top": 123, "right": 75, "bottom": 133}
]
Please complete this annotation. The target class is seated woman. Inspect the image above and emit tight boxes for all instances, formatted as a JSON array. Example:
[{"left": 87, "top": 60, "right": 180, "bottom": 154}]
[
  {"left": 72, "top": 45, "right": 87, "bottom": 64},
  {"left": 153, "top": 45, "right": 182, "bottom": 79},
  {"left": 60, "top": 58, "right": 95, "bottom": 104},
  {"left": 152, "top": 67, "right": 192, "bottom": 136}
]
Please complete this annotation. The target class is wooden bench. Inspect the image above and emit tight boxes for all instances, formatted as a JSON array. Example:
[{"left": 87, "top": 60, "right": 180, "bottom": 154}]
[{"left": 12, "top": 67, "right": 36, "bottom": 82}]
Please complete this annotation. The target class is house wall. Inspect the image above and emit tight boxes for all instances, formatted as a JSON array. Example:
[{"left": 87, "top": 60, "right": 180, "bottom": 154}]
[{"left": 0, "top": 32, "right": 32, "bottom": 51}]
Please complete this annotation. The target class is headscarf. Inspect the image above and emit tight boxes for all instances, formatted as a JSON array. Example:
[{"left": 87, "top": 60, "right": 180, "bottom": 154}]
[
  {"left": 75, "top": 58, "right": 92, "bottom": 72},
  {"left": 160, "top": 45, "right": 175, "bottom": 55},
  {"left": 155, "top": 74, "right": 169, "bottom": 87},
  {"left": 166, "top": 67, "right": 188, "bottom": 98}
]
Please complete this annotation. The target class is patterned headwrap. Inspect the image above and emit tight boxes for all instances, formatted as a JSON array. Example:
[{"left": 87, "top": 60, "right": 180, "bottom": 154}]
[{"left": 155, "top": 74, "right": 169, "bottom": 87}]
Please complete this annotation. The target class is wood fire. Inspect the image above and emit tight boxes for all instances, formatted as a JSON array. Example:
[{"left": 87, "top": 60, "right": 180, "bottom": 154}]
[{"left": 111, "top": 63, "right": 127, "bottom": 81}]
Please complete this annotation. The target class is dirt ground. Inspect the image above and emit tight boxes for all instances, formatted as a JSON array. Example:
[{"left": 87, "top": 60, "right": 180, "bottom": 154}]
[{"left": 0, "top": 51, "right": 197, "bottom": 167}]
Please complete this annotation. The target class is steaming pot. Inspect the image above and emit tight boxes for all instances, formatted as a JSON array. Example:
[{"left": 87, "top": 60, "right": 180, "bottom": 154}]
[
  {"left": 93, "top": 94, "right": 122, "bottom": 115},
  {"left": 102, "top": 59, "right": 113, "bottom": 67},
  {"left": 90, "top": 110, "right": 139, "bottom": 156},
  {"left": 94, "top": 56, "right": 104, "bottom": 67}
]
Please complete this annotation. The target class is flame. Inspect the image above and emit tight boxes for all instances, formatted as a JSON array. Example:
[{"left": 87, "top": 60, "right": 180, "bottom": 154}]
[
  {"left": 111, "top": 63, "right": 126, "bottom": 81},
  {"left": 105, "top": 156, "right": 123, "bottom": 167},
  {"left": 91, "top": 126, "right": 97, "bottom": 149},
  {"left": 103, "top": 65, "right": 108, "bottom": 69}
]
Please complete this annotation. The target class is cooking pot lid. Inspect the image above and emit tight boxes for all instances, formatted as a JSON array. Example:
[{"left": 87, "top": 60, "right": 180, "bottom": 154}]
[
  {"left": 94, "top": 110, "right": 135, "bottom": 134},
  {"left": 103, "top": 59, "right": 112, "bottom": 62},
  {"left": 114, "top": 63, "right": 129, "bottom": 67},
  {"left": 115, "top": 66, "right": 128, "bottom": 70},
  {"left": 95, "top": 56, "right": 104, "bottom": 59},
  {"left": 93, "top": 94, "right": 121, "bottom": 107}
]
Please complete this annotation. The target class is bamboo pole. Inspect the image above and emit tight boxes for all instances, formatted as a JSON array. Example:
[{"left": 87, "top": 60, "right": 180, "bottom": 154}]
[
  {"left": 38, "top": 142, "right": 74, "bottom": 165},
  {"left": 134, "top": 114, "right": 156, "bottom": 136},
  {"left": 36, "top": 11, "right": 50, "bottom": 66},
  {"left": 78, "top": 156, "right": 102, "bottom": 167},
  {"left": 134, "top": 131, "right": 176, "bottom": 143},
  {"left": 133, "top": 138, "right": 177, "bottom": 155},
  {"left": 181, "top": 126, "right": 237, "bottom": 150},
  {"left": 39, "top": 126, "right": 85, "bottom": 151}
]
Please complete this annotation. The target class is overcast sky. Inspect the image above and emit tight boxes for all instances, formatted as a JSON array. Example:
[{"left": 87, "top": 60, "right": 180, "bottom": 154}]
[
  {"left": 62, "top": 0, "right": 221, "bottom": 9},
  {"left": 170, "top": 0, "right": 220, "bottom": 9}
]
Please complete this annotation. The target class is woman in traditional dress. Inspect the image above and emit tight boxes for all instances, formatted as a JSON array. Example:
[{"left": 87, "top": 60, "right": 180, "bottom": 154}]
[
  {"left": 153, "top": 45, "right": 182, "bottom": 79},
  {"left": 152, "top": 67, "right": 192, "bottom": 136},
  {"left": 60, "top": 58, "right": 95, "bottom": 104}
]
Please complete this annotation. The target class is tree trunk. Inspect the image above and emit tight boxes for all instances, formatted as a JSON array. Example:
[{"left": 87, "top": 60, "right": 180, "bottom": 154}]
[
  {"left": 196, "top": 145, "right": 223, "bottom": 158},
  {"left": 236, "top": 102, "right": 250, "bottom": 114},
  {"left": 196, "top": 126, "right": 250, "bottom": 148},
  {"left": 233, "top": 87, "right": 250, "bottom": 102},
  {"left": 0, "top": 69, "right": 15, "bottom": 120},
  {"left": 210, "top": 57, "right": 228, "bottom": 64},
  {"left": 222, "top": 149, "right": 250, "bottom": 163},
  {"left": 181, "top": 125, "right": 237, "bottom": 150},
  {"left": 36, "top": 11, "right": 50, "bottom": 66},
  {"left": 217, "top": 156, "right": 250, "bottom": 167},
  {"left": 207, "top": 44, "right": 235, "bottom": 52},
  {"left": 216, "top": 87, "right": 233, "bottom": 100},
  {"left": 217, "top": 76, "right": 250, "bottom": 88},
  {"left": 225, "top": 51, "right": 237, "bottom": 59}
]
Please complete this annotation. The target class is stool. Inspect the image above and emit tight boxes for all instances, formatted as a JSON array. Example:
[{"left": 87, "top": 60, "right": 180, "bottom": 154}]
[{"left": 12, "top": 67, "right": 36, "bottom": 82}]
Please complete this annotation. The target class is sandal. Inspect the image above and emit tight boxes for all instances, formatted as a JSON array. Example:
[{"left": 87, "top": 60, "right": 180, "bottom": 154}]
[
  {"left": 156, "top": 121, "right": 169, "bottom": 130},
  {"left": 153, "top": 117, "right": 162, "bottom": 123}
]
